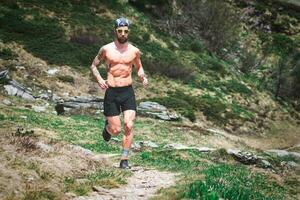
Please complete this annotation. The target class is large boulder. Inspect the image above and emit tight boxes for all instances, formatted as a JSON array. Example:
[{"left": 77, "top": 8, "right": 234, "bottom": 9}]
[
  {"left": 137, "top": 101, "right": 180, "bottom": 121},
  {"left": 55, "top": 95, "right": 104, "bottom": 115},
  {"left": 4, "top": 80, "right": 35, "bottom": 100}
]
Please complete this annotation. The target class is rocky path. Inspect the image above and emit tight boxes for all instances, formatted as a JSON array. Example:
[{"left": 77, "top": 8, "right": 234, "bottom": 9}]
[{"left": 73, "top": 165, "right": 176, "bottom": 200}]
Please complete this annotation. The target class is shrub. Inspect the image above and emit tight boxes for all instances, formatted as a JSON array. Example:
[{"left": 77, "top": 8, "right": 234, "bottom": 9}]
[
  {"left": 0, "top": 47, "right": 15, "bottom": 60},
  {"left": 143, "top": 57, "right": 195, "bottom": 82},
  {"left": 223, "top": 79, "right": 253, "bottom": 95},
  {"left": 150, "top": 96, "right": 196, "bottom": 122},
  {"left": 190, "top": 39, "right": 205, "bottom": 53},
  {"left": 57, "top": 75, "right": 75, "bottom": 84}
]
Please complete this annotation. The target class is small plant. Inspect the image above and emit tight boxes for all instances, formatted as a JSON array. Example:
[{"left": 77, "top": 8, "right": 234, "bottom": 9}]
[
  {"left": 0, "top": 114, "right": 5, "bottom": 121},
  {"left": 0, "top": 47, "right": 15, "bottom": 60},
  {"left": 57, "top": 75, "right": 75, "bottom": 84},
  {"left": 224, "top": 79, "right": 253, "bottom": 95}
]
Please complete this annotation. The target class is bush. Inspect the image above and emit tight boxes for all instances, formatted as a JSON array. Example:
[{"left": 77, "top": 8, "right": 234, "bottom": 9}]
[
  {"left": 57, "top": 75, "right": 75, "bottom": 84},
  {"left": 0, "top": 47, "right": 15, "bottom": 60},
  {"left": 150, "top": 96, "right": 196, "bottom": 122},
  {"left": 223, "top": 79, "right": 253, "bottom": 95},
  {"left": 143, "top": 57, "right": 195, "bottom": 82}
]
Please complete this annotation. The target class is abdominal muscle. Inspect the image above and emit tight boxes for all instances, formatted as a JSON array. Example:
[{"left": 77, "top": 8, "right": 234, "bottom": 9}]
[{"left": 107, "top": 63, "right": 133, "bottom": 87}]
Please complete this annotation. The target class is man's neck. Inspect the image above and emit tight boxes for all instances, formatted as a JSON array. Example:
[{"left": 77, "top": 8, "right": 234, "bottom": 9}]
[{"left": 114, "top": 40, "right": 128, "bottom": 49}]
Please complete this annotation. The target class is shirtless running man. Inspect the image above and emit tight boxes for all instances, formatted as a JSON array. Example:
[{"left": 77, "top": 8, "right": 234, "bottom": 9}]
[{"left": 90, "top": 18, "right": 148, "bottom": 169}]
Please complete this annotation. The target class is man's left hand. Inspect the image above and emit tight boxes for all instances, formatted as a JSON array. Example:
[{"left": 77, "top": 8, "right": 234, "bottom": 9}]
[{"left": 142, "top": 77, "right": 148, "bottom": 87}]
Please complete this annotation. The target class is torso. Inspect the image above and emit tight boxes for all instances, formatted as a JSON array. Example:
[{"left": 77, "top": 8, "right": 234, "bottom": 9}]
[{"left": 102, "top": 41, "right": 139, "bottom": 87}]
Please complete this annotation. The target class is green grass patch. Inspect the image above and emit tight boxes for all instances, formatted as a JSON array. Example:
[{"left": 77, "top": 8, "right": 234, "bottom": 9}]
[
  {"left": 0, "top": 47, "right": 16, "bottom": 60},
  {"left": 57, "top": 75, "right": 75, "bottom": 84},
  {"left": 149, "top": 90, "right": 255, "bottom": 124},
  {"left": 184, "top": 164, "right": 285, "bottom": 200},
  {"left": 133, "top": 149, "right": 287, "bottom": 200},
  {"left": 1, "top": 107, "right": 120, "bottom": 153}
]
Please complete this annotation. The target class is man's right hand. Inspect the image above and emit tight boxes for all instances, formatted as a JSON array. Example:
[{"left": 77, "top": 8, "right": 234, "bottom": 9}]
[{"left": 98, "top": 79, "right": 108, "bottom": 90}]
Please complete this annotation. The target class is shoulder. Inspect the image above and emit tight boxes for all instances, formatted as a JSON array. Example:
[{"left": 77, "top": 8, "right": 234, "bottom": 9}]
[
  {"left": 100, "top": 42, "right": 113, "bottom": 51},
  {"left": 98, "top": 42, "right": 114, "bottom": 55},
  {"left": 129, "top": 43, "right": 141, "bottom": 56}
]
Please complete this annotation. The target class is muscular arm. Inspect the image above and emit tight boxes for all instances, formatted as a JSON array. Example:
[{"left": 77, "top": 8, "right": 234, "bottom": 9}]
[
  {"left": 133, "top": 50, "right": 146, "bottom": 80},
  {"left": 90, "top": 47, "right": 108, "bottom": 89}
]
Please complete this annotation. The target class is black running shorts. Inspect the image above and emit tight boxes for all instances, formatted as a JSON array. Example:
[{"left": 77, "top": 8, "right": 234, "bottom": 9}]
[{"left": 103, "top": 85, "right": 136, "bottom": 116}]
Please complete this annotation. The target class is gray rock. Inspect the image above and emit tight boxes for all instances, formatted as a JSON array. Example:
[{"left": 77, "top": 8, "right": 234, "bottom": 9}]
[
  {"left": 2, "top": 99, "right": 12, "bottom": 106},
  {"left": 197, "top": 147, "right": 216, "bottom": 152},
  {"left": 37, "top": 93, "right": 50, "bottom": 100},
  {"left": 266, "top": 149, "right": 300, "bottom": 161},
  {"left": 0, "top": 69, "right": 9, "bottom": 81},
  {"left": 69, "top": 145, "right": 93, "bottom": 156},
  {"left": 4, "top": 85, "right": 18, "bottom": 95},
  {"left": 111, "top": 137, "right": 121, "bottom": 142},
  {"left": 260, "top": 160, "right": 272, "bottom": 168},
  {"left": 132, "top": 142, "right": 142, "bottom": 150},
  {"left": 4, "top": 80, "right": 35, "bottom": 100},
  {"left": 164, "top": 143, "right": 215, "bottom": 152},
  {"left": 139, "top": 141, "right": 159, "bottom": 148},
  {"left": 47, "top": 68, "right": 59, "bottom": 75},
  {"left": 54, "top": 95, "right": 104, "bottom": 115},
  {"left": 36, "top": 141, "right": 54, "bottom": 152},
  {"left": 227, "top": 149, "right": 259, "bottom": 165},
  {"left": 32, "top": 105, "right": 48, "bottom": 113},
  {"left": 287, "top": 161, "right": 299, "bottom": 168},
  {"left": 164, "top": 143, "right": 190, "bottom": 150},
  {"left": 137, "top": 101, "right": 180, "bottom": 121},
  {"left": 138, "top": 101, "right": 167, "bottom": 111}
]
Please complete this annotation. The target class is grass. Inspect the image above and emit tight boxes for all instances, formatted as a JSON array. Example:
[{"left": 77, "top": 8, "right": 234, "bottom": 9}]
[
  {"left": 133, "top": 149, "right": 287, "bottom": 200},
  {"left": 0, "top": 106, "right": 120, "bottom": 153},
  {"left": 149, "top": 89, "right": 254, "bottom": 124},
  {"left": 64, "top": 169, "right": 132, "bottom": 196}
]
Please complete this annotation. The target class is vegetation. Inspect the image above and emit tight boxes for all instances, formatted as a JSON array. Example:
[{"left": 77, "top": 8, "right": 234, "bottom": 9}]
[
  {"left": 133, "top": 149, "right": 286, "bottom": 200},
  {"left": 0, "top": 0, "right": 299, "bottom": 199}
]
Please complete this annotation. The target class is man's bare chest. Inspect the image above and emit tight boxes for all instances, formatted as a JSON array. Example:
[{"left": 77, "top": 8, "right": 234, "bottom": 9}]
[{"left": 105, "top": 49, "right": 136, "bottom": 65}]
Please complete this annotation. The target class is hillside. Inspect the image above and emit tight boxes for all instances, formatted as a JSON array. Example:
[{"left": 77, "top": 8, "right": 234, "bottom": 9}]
[{"left": 0, "top": 0, "right": 299, "bottom": 199}]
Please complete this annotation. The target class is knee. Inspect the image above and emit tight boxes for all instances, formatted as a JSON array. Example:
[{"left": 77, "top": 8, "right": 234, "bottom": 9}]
[
  {"left": 109, "top": 125, "right": 121, "bottom": 136},
  {"left": 124, "top": 121, "right": 134, "bottom": 132}
]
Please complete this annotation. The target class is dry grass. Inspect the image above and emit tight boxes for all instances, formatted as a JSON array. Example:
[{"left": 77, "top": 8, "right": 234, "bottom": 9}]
[{"left": 0, "top": 127, "right": 111, "bottom": 200}]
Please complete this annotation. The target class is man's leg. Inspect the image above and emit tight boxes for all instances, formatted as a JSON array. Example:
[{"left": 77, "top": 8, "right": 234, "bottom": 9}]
[
  {"left": 103, "top": 115, "right": 121, "bottom": 141},
  {"left": 119, "top": 110, "right": 136, "bottom": 168},
  {"left": 106, "top": 115, "right": 121, "bottom": 136}
]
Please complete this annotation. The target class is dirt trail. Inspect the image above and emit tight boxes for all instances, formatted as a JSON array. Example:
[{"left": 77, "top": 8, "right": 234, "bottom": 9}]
[{"left": 73, "top": 165, "right": 176, "bottom": 200}]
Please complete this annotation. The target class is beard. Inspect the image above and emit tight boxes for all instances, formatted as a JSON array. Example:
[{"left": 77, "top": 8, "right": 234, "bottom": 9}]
[{"left": 117, "top": 37, "right": 128, "bottom": 44}]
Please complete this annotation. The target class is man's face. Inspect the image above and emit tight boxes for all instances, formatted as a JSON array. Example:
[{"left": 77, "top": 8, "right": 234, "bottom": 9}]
[{"left": 115, "top": 26, "right": 129, "bottom": 44}]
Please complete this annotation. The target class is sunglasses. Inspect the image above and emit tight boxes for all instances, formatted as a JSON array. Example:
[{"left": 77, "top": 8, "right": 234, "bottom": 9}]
[{"left": 117, "top": 29, "right": 129, "bottom": 34}]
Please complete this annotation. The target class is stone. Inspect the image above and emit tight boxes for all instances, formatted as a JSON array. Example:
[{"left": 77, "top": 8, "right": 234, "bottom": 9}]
[
  {"left": 197, "top": 147, "right": 216, "bottom": 152},
  {"left": 47, "top": 68, "right": 59, "bottom": 75},
  {"left": 0, "top": 69, "right": 9, "bottom": 83},
  {"left": 137, "top": 101, "right": 180, "bottom": 121},
  {"left": 2, "top": 99, "right": 12, "bottom": 106},
  {"left": 4, "top": 80, "right": 35, "bottom": 100},
  {"left": 227, "top": 149, "right": 259, "bottom": 165},
  {"left": 164, "top": 143, "right": 190, "bottom": 150},
  {"left": 4, "top": 85, "right": 18, "bottom": 96},
  {"left": 260, "top": 160, "right": 272, "bottom": 168},
  {"left": 32, "top": 105, "right": 47, "bottom": 113},
  {"left": 69, "top": 145, "right": 93, "bottom": 156},
  {"left": 287, "top": 161, "right": 299, "bottom": 168},
  {"left": 38, "top": 93, "right": 50, "bottom": 100},
  {"left": 54, "top": 95, "right": 104, "bottom": 115},
  {"left": 138, "top": 101, "right": 167, "bottom": 111},
  {"left": 139, "top": 141, "right": 159, "bottom": 148},
  {"left": 111, "top": 137, "right": 121, "bottom": 142},
  {"left": 266, "top": 149, "right": 300, "bottom": 161},
  {"left": 36, "top": 141, "right": 54, "bottom": 152}
]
